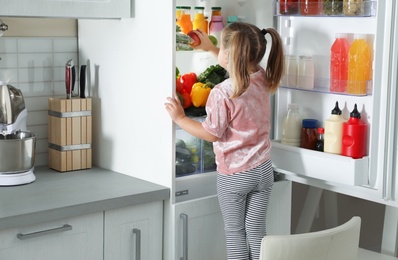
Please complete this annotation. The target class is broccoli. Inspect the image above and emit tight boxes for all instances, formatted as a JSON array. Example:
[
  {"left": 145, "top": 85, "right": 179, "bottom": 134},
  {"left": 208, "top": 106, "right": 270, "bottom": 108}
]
[{"left": 197, "top": 64, "right": 227, "bottom": 88}]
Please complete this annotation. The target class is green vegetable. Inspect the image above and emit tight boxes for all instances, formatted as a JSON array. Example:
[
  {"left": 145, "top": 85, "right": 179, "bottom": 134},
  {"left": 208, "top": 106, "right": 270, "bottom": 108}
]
[
  {"left": 176, "top": 33, "right": 192, "bottom": 45},
  {"left": 176, "top": 42, "right": 193, "bottom": 51},
  {"left": 197, "top": 64, "right": 227, "bottom": 88}
]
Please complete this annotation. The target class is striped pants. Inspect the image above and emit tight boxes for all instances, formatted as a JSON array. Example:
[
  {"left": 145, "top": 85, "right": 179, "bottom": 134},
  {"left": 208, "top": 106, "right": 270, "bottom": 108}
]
[{"left": 217, "top": 160, "right": 274, "bottom": 260}]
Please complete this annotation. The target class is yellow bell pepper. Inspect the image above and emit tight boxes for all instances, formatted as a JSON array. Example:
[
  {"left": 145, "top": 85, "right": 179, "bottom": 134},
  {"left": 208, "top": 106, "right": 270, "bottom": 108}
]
[{"left": 190, "top": 83, "right": 211, "bottom": 107}]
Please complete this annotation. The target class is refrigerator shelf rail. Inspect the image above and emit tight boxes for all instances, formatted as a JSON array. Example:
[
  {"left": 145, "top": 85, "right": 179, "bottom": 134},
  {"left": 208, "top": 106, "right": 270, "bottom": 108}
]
[
  {"left": 279, "top": 79, "right": 373, "bottom": 96},
  {"left": 274, "top": 1, "right": 377, "bottom": 17}
]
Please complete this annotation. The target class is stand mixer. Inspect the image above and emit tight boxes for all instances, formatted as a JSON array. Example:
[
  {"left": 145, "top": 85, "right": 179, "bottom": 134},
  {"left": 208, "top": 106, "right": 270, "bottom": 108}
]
[{"left": 0, "top": 81, "right": 36, "bottom": 186}]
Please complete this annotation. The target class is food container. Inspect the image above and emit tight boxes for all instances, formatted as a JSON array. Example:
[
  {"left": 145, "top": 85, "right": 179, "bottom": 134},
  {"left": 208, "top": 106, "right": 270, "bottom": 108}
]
[
  {"left": 0, "top": 131, "right": 36, "bottom": 173},
  {"left": 175, "top": 117, "right": 216, "bottom": 176}
]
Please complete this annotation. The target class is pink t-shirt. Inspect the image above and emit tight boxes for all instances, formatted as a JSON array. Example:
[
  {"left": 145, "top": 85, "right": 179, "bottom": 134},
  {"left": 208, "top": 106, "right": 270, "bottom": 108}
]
[{"left": 202, "top": 67, "right": 272, "bottom": 174}]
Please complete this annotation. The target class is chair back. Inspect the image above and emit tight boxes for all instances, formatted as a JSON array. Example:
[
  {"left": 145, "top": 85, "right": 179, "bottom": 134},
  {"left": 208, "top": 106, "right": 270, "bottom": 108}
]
[{"left": 260, "top": 216, "right": 361, "bottom": 260}]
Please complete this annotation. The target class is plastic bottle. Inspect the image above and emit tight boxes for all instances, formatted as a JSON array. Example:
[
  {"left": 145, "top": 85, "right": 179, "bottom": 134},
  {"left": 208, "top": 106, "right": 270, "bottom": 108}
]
[
  {"left": 176, "top": 6, "right": 182, "bottom": 22},
  {"left": 316, "top": 127, "right": 325, "bottom": 152},
  {"left": 300, "top": 119, "right": 318, "bottom": 150},
  {"left": 281, "top": 103, "right": 302, "bottom": 147},
  {"left": 209, "top": 16, "right": 224, "bottom": 48},
  {"left": 300, "top": 0, "right": 322, "bottom": 15},
  {"left": 176, "top": 6, "right": 193, "bottom": 35},
  {"left": 284, "top": 55, "right": 298, "bottom": 88},
  {"left": 342, "top": 104, "right": 367, "bottom": 159},
  {"left": 330, "top": 33, "right": 350, "bottom": 93},
  {"left": 193, "top": 7, "right": 207, "bottom": 32},
  {"left": 347, "top": 34, "right": 371, "bottom": 95},
  {"left": 297, "top": 56, "right": 314, "bottom": 90},
  {"left": 324, "top": 101, "right": 346, "bottom": 154}
]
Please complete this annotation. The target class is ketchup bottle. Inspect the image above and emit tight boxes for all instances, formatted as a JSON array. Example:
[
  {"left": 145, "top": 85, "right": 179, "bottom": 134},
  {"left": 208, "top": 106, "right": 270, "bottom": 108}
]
[{"left": 341, "top": 104, "right": 367, "bottom": 159}]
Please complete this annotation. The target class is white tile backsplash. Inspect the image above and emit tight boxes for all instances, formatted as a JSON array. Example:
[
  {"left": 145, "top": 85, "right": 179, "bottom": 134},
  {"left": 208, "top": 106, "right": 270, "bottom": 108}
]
[{"left": 0, "top": 36, "right": 78, "bottom": 167}]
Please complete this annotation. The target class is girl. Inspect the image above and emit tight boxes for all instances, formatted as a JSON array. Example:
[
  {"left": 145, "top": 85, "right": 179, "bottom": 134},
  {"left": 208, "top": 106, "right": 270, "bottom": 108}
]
[{"left": 165, "top": 22, "right": 284, "bottom": 260}]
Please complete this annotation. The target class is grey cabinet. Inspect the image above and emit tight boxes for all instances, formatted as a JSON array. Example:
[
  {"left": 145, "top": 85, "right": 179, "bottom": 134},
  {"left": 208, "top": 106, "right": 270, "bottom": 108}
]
[
  {"left": 0, "top": 0, "right": 132, "bottom": 18},
  {"left": 104, "top": 201, "right": 163, "bottom": 260},
  {"left": 0, "top": 212, "right": 103, "bottom": 260}
]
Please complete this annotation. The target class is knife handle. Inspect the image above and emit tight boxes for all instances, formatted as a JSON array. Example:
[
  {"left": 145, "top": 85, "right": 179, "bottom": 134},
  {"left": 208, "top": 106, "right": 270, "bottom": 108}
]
[{"left": 80, "top": 65, "right": 86, "bottom": 98}]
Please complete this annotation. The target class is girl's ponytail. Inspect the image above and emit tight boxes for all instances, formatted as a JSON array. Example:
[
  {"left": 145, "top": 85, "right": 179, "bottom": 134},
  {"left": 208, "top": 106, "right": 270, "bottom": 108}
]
[{"left": 263, "top": 28, "right": 284, "bottom": 93}]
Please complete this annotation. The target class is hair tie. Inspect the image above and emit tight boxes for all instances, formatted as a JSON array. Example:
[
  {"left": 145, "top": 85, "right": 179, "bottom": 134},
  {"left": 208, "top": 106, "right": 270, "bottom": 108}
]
[{"left": 261, "top": 29, "right": 268, "bottom": 36}]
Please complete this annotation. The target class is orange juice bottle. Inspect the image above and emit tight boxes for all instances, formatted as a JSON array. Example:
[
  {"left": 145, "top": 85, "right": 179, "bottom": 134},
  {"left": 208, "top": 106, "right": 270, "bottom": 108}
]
[
  {"left": 347, "top": 34, "right": 371, "bottom": 95},
  {"left": 176, "top": 6, "right": 193, "bottom": 35},
  {"left": 176, "top": 6, "right": 182, "bottom": 22},
  {"left": 193, "top": 7, "right": 207, "bottom": 32}
]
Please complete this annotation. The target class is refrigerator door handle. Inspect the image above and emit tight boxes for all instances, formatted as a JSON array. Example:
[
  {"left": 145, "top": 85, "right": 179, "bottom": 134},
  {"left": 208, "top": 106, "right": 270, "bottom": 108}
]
[
  {"left": 180, "top": 213, "right": 188, "bottom": 260},
  {"left": 132, "top": 228, "right": 141, "bottom": 260},
  {"left": 383, "top": 0, "right": 398, "bottom": 201}
]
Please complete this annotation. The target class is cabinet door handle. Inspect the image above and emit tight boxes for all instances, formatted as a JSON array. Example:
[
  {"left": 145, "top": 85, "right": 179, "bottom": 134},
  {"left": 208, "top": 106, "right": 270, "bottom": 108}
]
[
  {"left": 132, "top": 228, "right": 141, "bottom": 260},
  {"left": 16, "top": 224, "right": 72, "bottom": 240},
  {"left": 180, "top": 213, "right": 188, "bottom": 260}
]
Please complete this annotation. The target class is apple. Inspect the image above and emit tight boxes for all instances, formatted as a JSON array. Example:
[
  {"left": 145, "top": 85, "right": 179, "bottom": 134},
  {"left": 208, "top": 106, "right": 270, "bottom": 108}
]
[{"left": 187, "top": 30, "right": 201, "bottom": 47}]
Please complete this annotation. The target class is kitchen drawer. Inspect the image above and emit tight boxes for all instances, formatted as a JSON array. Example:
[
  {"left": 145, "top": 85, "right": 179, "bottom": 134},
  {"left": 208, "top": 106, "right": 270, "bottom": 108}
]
[{"left": 0, "top": 212, "right": 103, "bottom": 260}]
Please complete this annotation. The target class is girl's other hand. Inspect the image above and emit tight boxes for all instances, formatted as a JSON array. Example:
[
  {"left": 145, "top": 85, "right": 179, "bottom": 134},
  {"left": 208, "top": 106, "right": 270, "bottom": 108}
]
[{"left": 165, "top": 93, "right": 187, "bottom": 124}]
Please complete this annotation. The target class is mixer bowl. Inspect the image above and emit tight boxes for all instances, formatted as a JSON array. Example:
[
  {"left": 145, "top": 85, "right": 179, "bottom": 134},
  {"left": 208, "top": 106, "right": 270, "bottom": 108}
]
[{"left": 0, "top": 131, "right": 36, "bottom": 174}]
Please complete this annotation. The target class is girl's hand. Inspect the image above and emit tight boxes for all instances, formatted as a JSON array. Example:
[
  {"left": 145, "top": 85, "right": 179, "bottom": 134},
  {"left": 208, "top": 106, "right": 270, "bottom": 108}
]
[
  {"left": 165, "top": 93, "right": 186, "bottom": 124},
  {"left": 191, "top": 29, "right": 219, "bottom": 53}
]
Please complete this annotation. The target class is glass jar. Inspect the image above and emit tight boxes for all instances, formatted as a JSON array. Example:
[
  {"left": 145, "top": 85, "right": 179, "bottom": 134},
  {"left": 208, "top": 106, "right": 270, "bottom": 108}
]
[
  {"left": 343, "top": 0, "right": 364, "bottom": 16},
  {"left": 209, "top": 7, "right": 222, "bottom": 30},
  {"left": 323, "top": 0, "right": 343, "bottom": 15},
  {"left": 300, "top": 0, "right": 322, "bottom": 15},
  {"left": 281, "top": 103, "right": 302, "bottom": 147},
  {"left": 300, "top": 119, "right": 318, "bottom": 150},
  {"left": 280, "top": 0, "right": 299, "bottom": 15}
]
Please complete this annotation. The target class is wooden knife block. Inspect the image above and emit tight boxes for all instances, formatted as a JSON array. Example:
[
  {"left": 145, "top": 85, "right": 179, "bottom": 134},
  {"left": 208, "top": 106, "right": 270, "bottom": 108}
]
[{"left": 48, "top": 97, "right": 92, "bottom": 172}]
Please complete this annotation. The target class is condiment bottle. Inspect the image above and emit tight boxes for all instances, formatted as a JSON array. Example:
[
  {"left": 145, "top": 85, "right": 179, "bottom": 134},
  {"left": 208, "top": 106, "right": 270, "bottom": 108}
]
[
  {"left": 297, "top": 56, "right": 314, "bottom": 90},
  {"left": 209, "top": 16, "right": 224, "bottom": 48},
  {"left": 316, "top": 127, "right": 325, "bottom": 152},
  {"left": 323, "top": 0, "right": 343, "bottom": 15},
  {"left": 300, "top": 119, "right": 318, "bottom": 150},
  {"left": 330, "top": 33, "right": 350, "bottom": 93},
  {"left": 347, "top": 34, "right": 371, "bottom": 95},
  {"left": 300, "top": 0, "right": 322, "bottom": 15},
  {"left": 281, "top": 103, "right": 302, "bottom": 147},
  {"left": 280, "top": 0, "right": 299, "bottom": 15},
  {"left": 324, "top": 101, "right": 346, "bottom": 154},
  {"left": 342, "top": 104, "right": 367, "bottom": 159},
  {"left": 192, "top": 7, "right": 207, "bottom": 32},
  {"left": 176, "top": 6, "right": 193, "bottom": 35}
]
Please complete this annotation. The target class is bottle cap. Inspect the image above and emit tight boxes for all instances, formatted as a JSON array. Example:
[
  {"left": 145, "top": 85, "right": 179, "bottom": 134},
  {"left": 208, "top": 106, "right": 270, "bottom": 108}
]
[
  {"left": 331, "top": 101, "right": 342, "bottom": 115},
  {"left": 317, "top": 127, "right": 325, "bottom": 134},
  {"left": 194, "top": 6, "right": 204, "bottom": 10},
  {"left": 350, "top": 104, "right": 361, "bottom": 119},
  {"left": 335, "top": 33, "right": 347, "bottom": 38},
  {"left": 212, "top": 7, "right": 222, "bottom": 10},
  {"left": 354, "top": 34, "right": 366, "bottom": 40},
  {"left": 302, "top": 119, "right": 318, "bottom": 128},
  {"left": 227, "top": 16, "right": 239, "bottom": 23}
]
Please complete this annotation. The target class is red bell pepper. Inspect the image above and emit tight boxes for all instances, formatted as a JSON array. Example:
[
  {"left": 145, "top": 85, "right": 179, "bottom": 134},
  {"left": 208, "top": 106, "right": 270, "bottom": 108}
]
[{"left": 179, "top": 72, "right": 197, "bottom": 94}]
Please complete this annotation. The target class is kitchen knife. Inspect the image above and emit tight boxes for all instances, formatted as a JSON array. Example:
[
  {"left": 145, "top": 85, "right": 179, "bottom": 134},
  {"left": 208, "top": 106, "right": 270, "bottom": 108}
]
[
  {"left": 80, "top": 65, "right": 86, "bottom": 98},
  {"left": 65, "top": 59, "right": 74, "bottom": 99},
  {"left": 72, "top": 63, "right": 76, "bottom": 97}
]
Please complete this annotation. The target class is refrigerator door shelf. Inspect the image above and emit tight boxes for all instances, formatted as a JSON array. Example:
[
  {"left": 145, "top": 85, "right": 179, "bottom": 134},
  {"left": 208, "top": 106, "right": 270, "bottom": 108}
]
[{"left": 271, "top": 141, "right": 368, "bottom": 186}]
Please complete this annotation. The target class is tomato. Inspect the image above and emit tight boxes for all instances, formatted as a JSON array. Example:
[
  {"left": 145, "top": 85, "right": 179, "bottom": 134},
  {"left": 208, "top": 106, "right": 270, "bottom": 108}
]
[
  {"left": 181, "top": 92, "right": 192, "bottom": 108},
  {"left": 176, "top": 77, "right": 184, "bottom": 94},
  {"left": 179, "top": 72, "right": 197, "bottom": 94}
]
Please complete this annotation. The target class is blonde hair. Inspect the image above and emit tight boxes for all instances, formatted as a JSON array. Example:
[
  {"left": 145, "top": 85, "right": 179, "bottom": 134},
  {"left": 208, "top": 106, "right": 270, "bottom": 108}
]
[{"left": 222, "top": 22, "right": 284, "bottom": 98}]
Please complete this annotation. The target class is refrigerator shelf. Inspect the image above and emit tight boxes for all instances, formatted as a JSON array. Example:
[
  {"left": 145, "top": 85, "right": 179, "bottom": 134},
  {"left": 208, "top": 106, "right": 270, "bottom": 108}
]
[
  {"left": 274, "top": 1, "right": 377, "bottom": 17},
  {"left": 280, "top": 78, "right": 373, "bottom": 96},
  {"left": 270, "top": 140, "right": 369, "bottom": 186}
]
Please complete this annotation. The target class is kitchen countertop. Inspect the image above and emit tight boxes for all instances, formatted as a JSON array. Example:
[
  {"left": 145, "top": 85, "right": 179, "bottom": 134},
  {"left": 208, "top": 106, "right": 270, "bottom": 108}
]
[{"left": 0, "top": 166, "right": 170, "bottom": 230}]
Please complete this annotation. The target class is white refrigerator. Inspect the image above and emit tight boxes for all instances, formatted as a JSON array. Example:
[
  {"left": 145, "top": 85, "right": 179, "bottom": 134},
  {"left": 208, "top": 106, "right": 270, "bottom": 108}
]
[{"left": 77, "top": 0, "right": 398, "bottom": 259}]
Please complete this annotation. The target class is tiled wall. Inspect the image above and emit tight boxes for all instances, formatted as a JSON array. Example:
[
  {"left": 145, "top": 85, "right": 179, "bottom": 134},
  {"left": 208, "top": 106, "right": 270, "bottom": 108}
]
[{"left": 0, "top": 37, "right": 78, "bottom": 166}]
